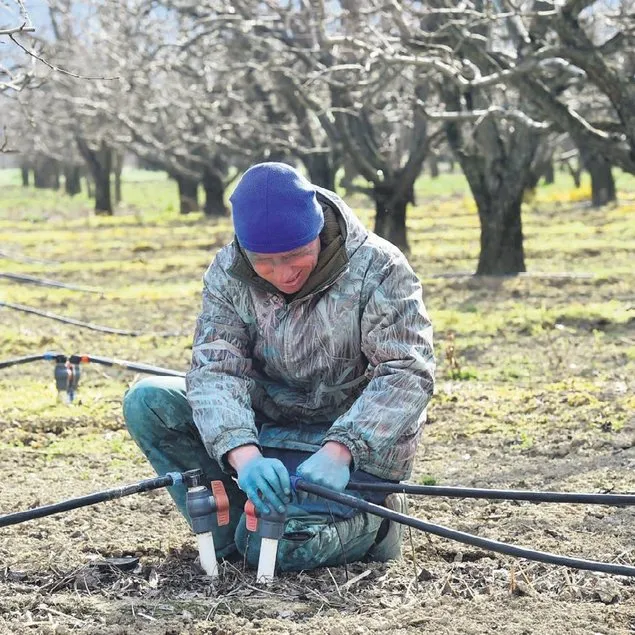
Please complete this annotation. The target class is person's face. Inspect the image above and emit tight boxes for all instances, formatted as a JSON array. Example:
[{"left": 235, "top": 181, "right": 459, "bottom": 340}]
[{"left": 245, "top": 237, "right": 321, "bottom": 294}]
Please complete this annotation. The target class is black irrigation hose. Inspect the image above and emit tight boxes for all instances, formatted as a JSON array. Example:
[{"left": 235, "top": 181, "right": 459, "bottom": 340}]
[
  {"left": 346, "top": 481, "right": 635, "bottom": 506},
  {"left": 0, "top": 301, "right": 183, "bottom": 337},
  {"left": 0, "top": 474, "right": 181, "bottom": 528},
  {"left": 69, "top": 354, "right": 185, "bottom": 378},
  {"left": 0, "top": 352, "right": 184, "bottom": 377},
  {"left": 296, "top": 480, "right": 635, "bottom": 577},
  {"left": 4, "top": 475, "right": 634, "bottom": 577},
  {"left": 0, "top": 272, "right": 103, "bottom": 294},
  {"left": 0, "top": 353, "right": 54, "bottom": 370}
]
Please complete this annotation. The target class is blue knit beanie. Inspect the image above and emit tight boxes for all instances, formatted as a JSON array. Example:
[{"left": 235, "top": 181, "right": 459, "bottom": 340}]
[{"left": 230, "top": 162, "right": 324, "bottom": 253}]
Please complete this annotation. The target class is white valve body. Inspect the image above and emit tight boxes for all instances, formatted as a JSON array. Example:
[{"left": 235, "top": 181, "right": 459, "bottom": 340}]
[
  {"left": 197, "top": 531, "right": 218, "bottom": 578},
  {"left": 256, "top": 537, "right": 279, "bottom": 583}
]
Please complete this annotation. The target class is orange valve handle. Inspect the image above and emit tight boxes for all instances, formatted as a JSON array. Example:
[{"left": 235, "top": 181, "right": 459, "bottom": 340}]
[
  {"left": 211, "top": 480, "right": 230, "bottom": 526},
  {"left": 244, "top": 500, "right": 258, "bottom": 532}
]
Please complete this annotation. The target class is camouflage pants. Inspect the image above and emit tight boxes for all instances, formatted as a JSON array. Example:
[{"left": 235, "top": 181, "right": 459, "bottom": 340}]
[{"left": 122, "top": 376, "right": 401, "bottom": 572}]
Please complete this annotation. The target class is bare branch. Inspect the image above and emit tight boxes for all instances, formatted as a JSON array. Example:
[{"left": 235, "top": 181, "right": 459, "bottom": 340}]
[
  {"left": 420, "top": 103, "right": 552, "bottom": 130},
  {"left": 8, "top": 34, "right": 120, "bottom": 81},
  {"left": 0, "top": 23, "right": 35, "bottom": 36},
  {"left": 0, "top": 0, "right": 34, "bottom": 34}
]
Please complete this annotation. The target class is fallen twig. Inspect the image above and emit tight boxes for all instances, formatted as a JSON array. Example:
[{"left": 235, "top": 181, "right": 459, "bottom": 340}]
[{"left": 340, "top": 569, "right": 371, "bottom": 592}]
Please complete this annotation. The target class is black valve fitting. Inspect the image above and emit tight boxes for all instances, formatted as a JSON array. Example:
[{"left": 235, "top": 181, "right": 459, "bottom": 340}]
[
  {"left": 183, "top": 469, "right": 204, "bottom": 488},
  {"left": 245, "top": 501, "right": 287, "bottom": 540},
  {"left": 54, "top": 359, "right": 80, "bottom": 402},
  {"left": 185, "top": 475, "right": 218, "bottom": 535},
  {"left": 259, "top": 508, "right": 286, "bottom": 540}
]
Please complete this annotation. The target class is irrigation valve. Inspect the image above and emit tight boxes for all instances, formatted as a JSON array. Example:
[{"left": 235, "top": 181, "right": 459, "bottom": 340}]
[
  {"left": 244, "top": 500, "right": 286, "bottom": 583},
  {"left": 53, "top": 357, "right": 81, "bottom": 404},
  {"left": 184, "top": 470, "right": 230, "bottom": 580}
]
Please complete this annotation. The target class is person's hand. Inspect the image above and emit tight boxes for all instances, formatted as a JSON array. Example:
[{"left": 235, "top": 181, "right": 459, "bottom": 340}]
[
  {"left": 229, "top": 445, "right": 290, "bottom": 515},
  {"left": 296, "top": 442, "right": 352, "bottom": 492}
]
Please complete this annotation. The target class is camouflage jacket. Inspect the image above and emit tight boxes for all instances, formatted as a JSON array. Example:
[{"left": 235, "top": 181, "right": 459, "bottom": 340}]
[{"left": 186, "top": 189, "right": 435, "bottom": 481}]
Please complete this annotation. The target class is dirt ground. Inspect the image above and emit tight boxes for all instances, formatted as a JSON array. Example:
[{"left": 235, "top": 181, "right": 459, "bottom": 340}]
[{"left": 0, "top": 189, "right": 634, "bottom": 634}]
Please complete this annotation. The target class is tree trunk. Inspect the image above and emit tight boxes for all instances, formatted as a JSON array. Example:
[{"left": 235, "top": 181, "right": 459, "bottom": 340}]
[
  {"left": 474, "top": 191, "right": 526, "bottom": 275},
  {"left": 543, "top": 161, "right": 555, "bottom": 185},
  {"left": 76, "top": 138, "right": 113, "bottom": 215},
  {"left": 586, "top": 154, "right": 616, "bottom": 207},
  {"left": 443, "top": 107, "right": 536, "bottom": 275},
  {"left": 565, "top": 160, "right": 582, "bottom": 188},
  {"left": 33, "top": 157, "right": 60, "bottom": 189},
  {"left": 21, "top": 164, "right": 30, "bottom": 187},
  {"left": 303, "top": 154, "right": 336, "bottom": 190},
  {"left": 527, "top": 147, "right": 554, "bottom": 191},
  {"left": 94, "top": 162, "right": 112, "bottom": 214},
  {"left": 176, "top": 175, "right": 199, "bottom": 214},
  {"left": 202, "top": 168, "right": 227, "bottom": 217},
  {"left": 429, "top": 154, "right": 440, "bottom": 178},
  {"left": 339, "top": 161, "right": 357, "bottom": 195},
  {"left": 64, "top": 165, "right": 81, "bottom": 196},
  {"left": 112, "top": 151, "right": 123, "bottom": 204},
  {"left": 373, "top": 183, "right": 411, "bottom": 252}
]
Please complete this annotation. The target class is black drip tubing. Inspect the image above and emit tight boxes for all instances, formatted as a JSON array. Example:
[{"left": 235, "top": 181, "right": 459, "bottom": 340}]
[
  {"left": 296, "top": 480, "right": 635, "bottom": 577},
  {"left": 0, "top": 351, "right": 184, "bottom": 377},
  {"left": 346, "top": 481, "right": 635, "bottom": 505},
  {"left": 0, "top": 474, "right": 179, "bottom": 528},
  {"left": 69, "top": 354, "right": 185, "bottom": 377},
  {"left": 0, "top": 353, "right": 52, "bottom": 370}
]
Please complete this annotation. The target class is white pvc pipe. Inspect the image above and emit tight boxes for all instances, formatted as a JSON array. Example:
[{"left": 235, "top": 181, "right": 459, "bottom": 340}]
[
  {"left": 196, "top": 531, "right": 218, "bottom": 578},
  {"left": 256, "top": 537, "right": 279, "bottom": 583}
]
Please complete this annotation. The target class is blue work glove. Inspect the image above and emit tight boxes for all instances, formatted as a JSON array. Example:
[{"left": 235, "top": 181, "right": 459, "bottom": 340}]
[
  {"left": 296, "top": 442, "right": 352, "bottom": 493},
  {"left": 236, "top": 455, "right": 291, "bottom": 516}
]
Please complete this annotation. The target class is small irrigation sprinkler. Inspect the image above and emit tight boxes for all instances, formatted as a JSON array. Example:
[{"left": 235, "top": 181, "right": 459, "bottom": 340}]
[{"left": 54, "top": 354, "right": 81, "bottom": 403}]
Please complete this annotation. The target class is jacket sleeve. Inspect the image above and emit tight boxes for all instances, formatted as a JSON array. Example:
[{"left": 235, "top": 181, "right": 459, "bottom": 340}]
[
  {"left": 186, "top": 263, "right": 259, "bottom": 469},
  {"left": 323, "top": 254, "right": 435, "bottom": 481}
]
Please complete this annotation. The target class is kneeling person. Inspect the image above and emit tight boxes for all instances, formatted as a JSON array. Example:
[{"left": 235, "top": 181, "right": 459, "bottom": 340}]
[{"left": 124, "top": 162, "right": 435, "bottom": 571}]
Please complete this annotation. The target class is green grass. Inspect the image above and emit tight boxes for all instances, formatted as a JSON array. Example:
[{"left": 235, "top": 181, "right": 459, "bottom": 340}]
[
  {"left": 0, "top": 166, "right": 634, "bottom": 460},
  {"left": 0, "top": 168, "right": 181, "bottom": 222}
]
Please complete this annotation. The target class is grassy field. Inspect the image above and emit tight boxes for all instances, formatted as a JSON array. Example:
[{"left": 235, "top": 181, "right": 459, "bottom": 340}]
[{"left": 0, "top": 168, "right": 634, "bottom": 634}]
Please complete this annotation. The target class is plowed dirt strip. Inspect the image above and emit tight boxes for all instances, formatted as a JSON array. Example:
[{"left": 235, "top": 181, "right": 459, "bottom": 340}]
[{"left": 1, "top": 184, "right": 634, "bottom": 634}]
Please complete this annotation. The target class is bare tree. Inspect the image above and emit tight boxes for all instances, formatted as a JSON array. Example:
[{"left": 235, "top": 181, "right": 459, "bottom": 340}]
[
  {"left": 378, "top": 0, "right": 633, "bottom": 270},
  {"left": 1, "top": 0, "right": 36, "bottom": 151},
  {"left": 526, "top": 1, "right": 635, "bottom": 174},
  {"left": 5, "top": 0, "right": 117, "bottom": 209},
  {"left": 109, "top": 7, "right": 246, "bottom": 216},
  {"left": 198, "top": 0, "right": 442, "bottom": 251},
  {"left": 0, "top": 0, "right": 35, "bottom": 94},
  {"left": 374, "top": 1, "right": 548, "bottom": 273}
]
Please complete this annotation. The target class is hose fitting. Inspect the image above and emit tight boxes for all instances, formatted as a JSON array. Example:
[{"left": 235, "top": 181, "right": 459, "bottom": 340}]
[
  {"left": 185, "top": 470, "right": 216, "bottom": 535},
  {"left": 53, "top": 356, "right": 80, "bottom": 403},
  {"left": 184, "top": 470, "right": 230, "bottom": 534}
]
